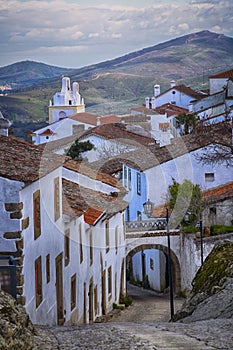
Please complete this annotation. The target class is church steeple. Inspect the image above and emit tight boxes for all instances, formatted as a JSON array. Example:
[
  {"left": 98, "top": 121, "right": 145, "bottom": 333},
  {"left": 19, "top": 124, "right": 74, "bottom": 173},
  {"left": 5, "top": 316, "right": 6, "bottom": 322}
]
[{"left": 48, "top": 76, "right": 85, "bottom": 124}]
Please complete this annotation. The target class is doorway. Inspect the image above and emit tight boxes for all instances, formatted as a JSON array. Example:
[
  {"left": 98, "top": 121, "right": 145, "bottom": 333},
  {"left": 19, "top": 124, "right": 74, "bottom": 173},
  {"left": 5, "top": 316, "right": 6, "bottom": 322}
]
[{"left": 55, "top": 253, "right": 64, "bottom": 325}]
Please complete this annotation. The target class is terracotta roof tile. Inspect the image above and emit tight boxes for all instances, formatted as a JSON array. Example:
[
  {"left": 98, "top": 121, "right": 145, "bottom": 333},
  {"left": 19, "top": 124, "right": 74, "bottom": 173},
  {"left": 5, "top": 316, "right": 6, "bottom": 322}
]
[
  {"left": 39, "top": 128, "right": 56, "bottom": 136},
  {"left": 63, "top": 159, "right": 125, "bottom": 190},
  {"left": 159, "top": 84, "right": 204, "bottom": 101},
  {"left": 155, "top": 103, "right": 188, "bottom": 116},
  {"left": 79, "top": 123, "right": 157, "bottom": 147},
  {"left": 209, "top": 68, "right": 233, "bottom": 79},
  {"left": 84, "top": 206, "right": 105, "bottom": 225},
  {"left": 69, "top": 112, "right": 98, "bottom": 126},
  {"left": 92, "top": 122, "right": 232, "bottom": 173},
  {"left": 203, "top": 182, "right": 233, "bottom": 204},
  {"left": 0, "top": 135, "right": 64, "bottom": 185},
  {"left": 62, "top": 178, "right": 128, "bottom": 221},
  {"left": 69, "top": 113, "right": 126, "bottom": 126}
]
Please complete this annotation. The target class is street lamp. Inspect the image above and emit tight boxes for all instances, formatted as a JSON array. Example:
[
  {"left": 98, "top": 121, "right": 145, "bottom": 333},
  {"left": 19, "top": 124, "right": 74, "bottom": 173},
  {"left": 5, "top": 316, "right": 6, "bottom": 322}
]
[
  {"left": 143, "top": 198, "right": 154, "bottom": 217},
  {"left": 184, "top": 211, "right": 191, "bottom": 223},
  {"left": 166, "top": 208, "right": 174, "bottom": 320},
  {"left": 199, "top": 213, "right": 204, "bottom": 266}
]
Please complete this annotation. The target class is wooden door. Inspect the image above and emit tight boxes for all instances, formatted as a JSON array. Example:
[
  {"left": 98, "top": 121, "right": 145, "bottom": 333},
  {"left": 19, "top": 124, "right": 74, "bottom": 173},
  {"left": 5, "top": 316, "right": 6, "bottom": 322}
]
[
  {"left": 101, "top": 270, "right": 106, "bottom": 315},
  {"left": 56, "top": 253, "right": 64, "bottom": 325},
  {"left": 89, "top": 278, "right": 94, "bottom": 322}
]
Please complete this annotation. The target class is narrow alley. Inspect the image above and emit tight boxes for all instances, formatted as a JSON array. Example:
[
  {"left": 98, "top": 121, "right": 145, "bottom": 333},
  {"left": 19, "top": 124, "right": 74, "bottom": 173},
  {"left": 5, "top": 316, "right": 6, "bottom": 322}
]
[{"left": 33, "top": 284, "right": 233, "bottom": 349}]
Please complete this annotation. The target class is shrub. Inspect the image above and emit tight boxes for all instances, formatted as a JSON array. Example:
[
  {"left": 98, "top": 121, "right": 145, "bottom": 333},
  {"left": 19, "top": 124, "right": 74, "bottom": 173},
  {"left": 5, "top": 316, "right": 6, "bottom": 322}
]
[
  {"left": 210, "top": 225, "right": 233, "bottom": 236},
  {"left": 112, "top": 303, "right": 120, "bottom": 309},
  {"left": 181, "top": 225, "right": 199, "bottom": 234},
  {"left": 119, "top": 294, "right": 133, "bottom": 307}
]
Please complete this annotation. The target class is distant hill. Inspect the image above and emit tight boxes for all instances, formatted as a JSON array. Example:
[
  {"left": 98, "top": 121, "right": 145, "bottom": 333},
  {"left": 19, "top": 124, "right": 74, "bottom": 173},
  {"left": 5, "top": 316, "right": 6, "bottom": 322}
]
[
  {"left": 1, "top": 30, "right": 233, "bottom": 138},
  {"left": 0, "top": 60, "right": 71, "bottom": 87}
]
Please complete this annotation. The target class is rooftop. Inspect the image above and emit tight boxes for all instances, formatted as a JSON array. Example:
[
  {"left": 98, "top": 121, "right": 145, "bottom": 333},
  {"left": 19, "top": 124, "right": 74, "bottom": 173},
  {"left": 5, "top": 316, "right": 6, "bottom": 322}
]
[
  {"left": 91, "top": 122, "right": 232, "bottom": 173},
  {"left": 0, "top": 135, "right": 64, "bottom": 185},
  {"left": 62, "top": 178, "right": 128, "bottom": 222},
  {"left": 79, "top": 122, "right": 157, "bottom": 148},
  {"left": 158, "top": 84, "right": 205, "bottom": 101},
  {"left": 209, "top": 68, "right": 233, "bottom": 79}
]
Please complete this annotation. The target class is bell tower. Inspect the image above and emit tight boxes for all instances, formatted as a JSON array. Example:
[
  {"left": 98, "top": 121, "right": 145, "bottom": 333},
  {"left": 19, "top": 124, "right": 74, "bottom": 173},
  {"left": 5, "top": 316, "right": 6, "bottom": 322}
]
[{"left": 48, "top": 76, "right": 85, "bottom": 124}]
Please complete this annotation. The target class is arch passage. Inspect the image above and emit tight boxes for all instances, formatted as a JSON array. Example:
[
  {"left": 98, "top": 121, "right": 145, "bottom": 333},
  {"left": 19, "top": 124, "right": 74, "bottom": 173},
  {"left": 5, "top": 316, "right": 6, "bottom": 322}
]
[{"left": 126, "top": 244, "right": 181, "bottom": 294}]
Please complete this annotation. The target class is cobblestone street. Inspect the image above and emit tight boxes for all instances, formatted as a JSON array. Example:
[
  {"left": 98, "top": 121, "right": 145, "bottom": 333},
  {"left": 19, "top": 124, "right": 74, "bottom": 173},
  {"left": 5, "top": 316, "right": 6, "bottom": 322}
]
[{"left": 33, "top": 284, "right": 233, "bottom": 349}]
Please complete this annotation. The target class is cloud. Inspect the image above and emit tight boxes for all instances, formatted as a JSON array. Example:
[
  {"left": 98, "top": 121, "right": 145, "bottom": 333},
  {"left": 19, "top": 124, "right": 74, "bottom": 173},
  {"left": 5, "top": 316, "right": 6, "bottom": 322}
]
[
  {"left": 0, "top": 0, "right": 232, "bottom": 68},
  {"left": 111, "top": 33, "right": 122, "bottom": 39}
]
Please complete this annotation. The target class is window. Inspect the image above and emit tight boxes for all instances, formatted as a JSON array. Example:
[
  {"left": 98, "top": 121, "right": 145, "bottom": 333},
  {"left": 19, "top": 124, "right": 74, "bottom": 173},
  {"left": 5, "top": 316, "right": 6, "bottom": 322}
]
[
  {"left": 79, "top": 224, "right": 83, "bottom": 264},
  {"left": 35, "top": 256, "right": 43, "bottom": 308},
  {"left": 90, "top": 231, "right": 93, "bottom": 266},
  {"left": 64, "top": 229, "right": 70, "bottom": 266},
  {"left": 115, "top": 273, "right": 117, "bottom": 300},
  {"left": 128, "top": 168, "right": 132, "bottom": 189},
  {"left": 115, "top": 226, "right": 118, "bottom": 254},
  {"left": 205, "top": 173, "right": 215, "bottom": 182},
  {"left": 54, "top": 177, "right": 60, "bottom": 221},
  {"left": 137, "top": 172, "right": 141, "bottom": 195},
  {"left": 33, "top": 190, "right": 41, "bottom": 240},
  {"left": 123, "top": 166, "right": 127, "bottom": 186},
  {"left": 210, "top": 207, "right": 217, "bottom": 215},
  {"left": 106, "top": 220, "right": 110, "bottom": 253},
  {"left": 150, "top": 258, "right": 154, "bottom": 270},
  {"left": 46, "top": 254, "right": 50, "bottom": 283},
  {"left": 108, "top": 266, "right": 112, "bottom": 295},
  {"left": 71, "top": 274, "right": 76, "bottom": 311}
]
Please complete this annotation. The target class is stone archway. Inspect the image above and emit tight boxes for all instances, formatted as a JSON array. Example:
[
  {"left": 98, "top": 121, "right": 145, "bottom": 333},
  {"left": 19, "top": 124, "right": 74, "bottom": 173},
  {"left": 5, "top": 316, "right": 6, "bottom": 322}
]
[{"left": 126, "top": 244, "right": 181, "bottom": 295}]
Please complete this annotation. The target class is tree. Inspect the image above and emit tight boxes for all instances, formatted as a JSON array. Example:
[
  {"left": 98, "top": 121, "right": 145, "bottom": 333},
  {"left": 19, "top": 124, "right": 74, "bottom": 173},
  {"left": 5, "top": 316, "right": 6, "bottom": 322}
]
[
  {"left": 168, "top": 178, "right": 202, "bottom": 227},
  {"left": 66, "top": 140, "right": 94, "bottom": 160},
  {"left": 194, "top": 118, "right": 233, "bottom": 167},
  {"left": 176, "top": 113, "right": 198, "bottom": 135}
]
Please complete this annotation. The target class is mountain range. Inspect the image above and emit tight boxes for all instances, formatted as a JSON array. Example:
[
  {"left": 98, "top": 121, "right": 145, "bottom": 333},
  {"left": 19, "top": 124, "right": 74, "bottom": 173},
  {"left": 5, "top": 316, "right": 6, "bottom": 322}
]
[{"left": 0, "top": 30, "right": 233, "bottom": 138}]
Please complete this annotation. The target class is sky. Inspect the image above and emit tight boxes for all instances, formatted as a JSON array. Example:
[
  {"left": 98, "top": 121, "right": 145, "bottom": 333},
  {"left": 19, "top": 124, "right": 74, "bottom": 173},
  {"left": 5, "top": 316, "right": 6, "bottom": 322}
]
[{"left": 0, "top": 0, "right": 232, "bottom": 69}]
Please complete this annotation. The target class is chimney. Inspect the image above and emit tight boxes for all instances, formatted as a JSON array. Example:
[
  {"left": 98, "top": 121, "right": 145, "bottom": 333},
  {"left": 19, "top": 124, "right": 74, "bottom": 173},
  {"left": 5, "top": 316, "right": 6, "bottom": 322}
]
[
  {"left": 154, "top": 84, "right": 160, "bottom": 97},
  {"left": 170, "top": 80, "right": 176, "bottom": 88},
  {"left": 145, "top": 97, "right": 150, "bottom": 109},
  {"left": 0, "top": 111, "right": 11, "bottom": 136},
  {"left": 97, "top": 116, "right": 101, "bottom": 126}
]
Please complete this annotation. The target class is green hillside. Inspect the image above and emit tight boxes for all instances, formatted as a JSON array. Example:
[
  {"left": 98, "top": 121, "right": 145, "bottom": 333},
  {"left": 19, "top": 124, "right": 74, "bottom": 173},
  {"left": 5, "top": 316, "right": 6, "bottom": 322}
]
[{"left": 1, "top": 30, "right": 233, "bottom": 138}]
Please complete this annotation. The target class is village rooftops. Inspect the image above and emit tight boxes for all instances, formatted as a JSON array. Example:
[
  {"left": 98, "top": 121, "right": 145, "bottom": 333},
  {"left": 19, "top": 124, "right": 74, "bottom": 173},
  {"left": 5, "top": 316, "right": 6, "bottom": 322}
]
[
  {"left": 79, "top": 122, "right": 157, "bottom": 148},
  {"left": 40, "top": 131, "right": 84, "bottom": 153},
  {"left": 62, "top": 178, "right": 128, "bottom": 222},
  {"left": 203, "top": 181, "right": 233, "bottom": 204},
  {"left": 155, "top": 103, "right": 189, "bottom": 117},
  {"left": 63, "top": 159, "right": 126, "bottom": 191},
  {"left": 69, "top": 112, "right": 125, "bottom": 126},
  {"left": 91, "top": 122, "right": 232, "bottom": 173},
  {"left": 0, "top": 135, "right": 64, "bottom": 185},
  {"left": 158, "top": 84, "right": 205, "bottom": 101}
]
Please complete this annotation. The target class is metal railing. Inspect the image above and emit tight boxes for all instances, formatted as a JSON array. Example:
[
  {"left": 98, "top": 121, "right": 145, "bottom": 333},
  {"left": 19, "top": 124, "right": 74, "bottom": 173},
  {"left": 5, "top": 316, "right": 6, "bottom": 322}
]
[{"left": 125, "top": 218, "right": 167, "bottom": 232}]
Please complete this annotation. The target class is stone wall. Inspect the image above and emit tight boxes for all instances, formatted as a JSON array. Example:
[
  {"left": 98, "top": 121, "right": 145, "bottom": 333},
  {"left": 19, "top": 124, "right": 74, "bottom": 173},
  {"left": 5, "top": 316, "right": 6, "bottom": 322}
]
[{"left": 0, "top": 289, "right": 34, "bottom": 349}]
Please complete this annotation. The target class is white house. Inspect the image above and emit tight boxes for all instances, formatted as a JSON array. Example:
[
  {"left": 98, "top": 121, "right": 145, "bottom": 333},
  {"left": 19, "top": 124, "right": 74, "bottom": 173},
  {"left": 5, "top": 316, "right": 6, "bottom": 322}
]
[
  {"left": 31, "top": 112, "right": 96, "bottom": 145},
  {"left": 189, "top": 69, "right": 233, "bottom": 123},
  {"left": 0, "top": 134, "right": 128, "bottom": 325},
  {"left": 78, "top": 122, "right": 158, "bottom": 163},
  {"left": 209, "top": 68, "right": 233, "bottom": 95},
  {"left": 145, "top": 81, "right": 205, "bottom": 111}
]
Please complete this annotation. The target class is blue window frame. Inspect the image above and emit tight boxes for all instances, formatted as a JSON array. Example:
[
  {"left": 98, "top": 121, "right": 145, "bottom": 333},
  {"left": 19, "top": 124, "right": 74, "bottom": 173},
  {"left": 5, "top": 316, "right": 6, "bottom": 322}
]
[{"left": 137, "top": 172, "right": 141, "bottom": 195}]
